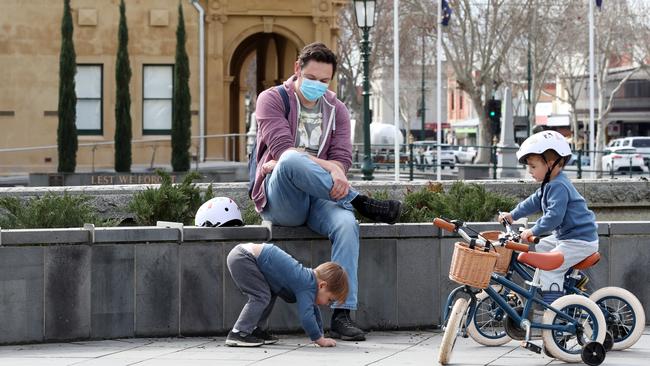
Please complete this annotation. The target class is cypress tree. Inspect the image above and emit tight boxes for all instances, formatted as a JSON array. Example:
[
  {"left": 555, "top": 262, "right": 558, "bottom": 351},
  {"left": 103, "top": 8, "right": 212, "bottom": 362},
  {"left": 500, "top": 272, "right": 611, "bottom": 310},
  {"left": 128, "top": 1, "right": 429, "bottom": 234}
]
[
  {"left": 57, "top": 0, "right": 78, "bottom": 173},
  {"left": 114, "top": 0, "right": 132, "bottom": 172},
  {"left": 171, "top": 2, "right": 191, "bottom": 172}
]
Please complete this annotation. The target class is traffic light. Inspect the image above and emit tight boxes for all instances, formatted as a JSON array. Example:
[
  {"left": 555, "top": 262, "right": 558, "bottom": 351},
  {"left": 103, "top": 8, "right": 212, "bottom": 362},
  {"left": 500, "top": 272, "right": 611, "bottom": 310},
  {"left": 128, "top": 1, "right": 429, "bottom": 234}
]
[
  {"left": 486, "top": 98, "right": 502, "bottom": 137},
  {"left": 486, "top": 99, "right": 501, "bottom": 124}
]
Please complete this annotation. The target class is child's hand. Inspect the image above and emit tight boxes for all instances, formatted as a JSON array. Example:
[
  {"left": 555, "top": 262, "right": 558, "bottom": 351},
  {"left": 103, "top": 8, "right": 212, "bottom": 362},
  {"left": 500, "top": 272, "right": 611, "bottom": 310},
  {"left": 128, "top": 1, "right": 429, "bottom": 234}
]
[
  {"left": 314, "top": 337, "right": 337, "bottom": 347},
  {"left": 520, "top": 229, "right": 534, "bottom": 243},
  {"left": 498, "top": 212, "right": 513, "bottom": 225}
]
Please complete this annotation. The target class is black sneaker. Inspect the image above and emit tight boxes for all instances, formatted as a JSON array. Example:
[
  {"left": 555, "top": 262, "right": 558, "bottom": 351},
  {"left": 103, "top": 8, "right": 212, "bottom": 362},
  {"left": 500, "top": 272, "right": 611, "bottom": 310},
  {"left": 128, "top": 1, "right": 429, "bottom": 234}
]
[
  {"left": 225, "top": 330, "right": 264, "bottom": 347},
  {"left": 352, "top": 195, "right": 402, "bottom": 224},
  {"left": 252, "top": 328, "right": 279, "bottom": 345},
  {"left": 330, "top": 310, "right": 366, "bottom": 341}
]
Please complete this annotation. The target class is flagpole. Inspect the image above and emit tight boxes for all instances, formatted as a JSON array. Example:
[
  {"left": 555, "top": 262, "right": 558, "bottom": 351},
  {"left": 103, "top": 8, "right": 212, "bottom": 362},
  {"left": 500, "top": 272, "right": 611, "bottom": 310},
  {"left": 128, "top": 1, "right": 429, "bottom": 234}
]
[
  {"left": 436, "top": 0, "right": 442, "bottom": 181},
  {"left": 394, "top": 0, "right": 400, "bottom": 181},
  {"left": 588, "top": 0, "right": 596, "bottom": 176}
]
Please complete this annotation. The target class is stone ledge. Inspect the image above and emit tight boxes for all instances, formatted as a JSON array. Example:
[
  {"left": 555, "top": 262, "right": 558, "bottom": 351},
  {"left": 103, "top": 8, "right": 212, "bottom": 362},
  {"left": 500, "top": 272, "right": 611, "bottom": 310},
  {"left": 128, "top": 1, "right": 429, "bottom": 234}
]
[{"left": 0, "top": 221, "right": 633, "bottom": 247}]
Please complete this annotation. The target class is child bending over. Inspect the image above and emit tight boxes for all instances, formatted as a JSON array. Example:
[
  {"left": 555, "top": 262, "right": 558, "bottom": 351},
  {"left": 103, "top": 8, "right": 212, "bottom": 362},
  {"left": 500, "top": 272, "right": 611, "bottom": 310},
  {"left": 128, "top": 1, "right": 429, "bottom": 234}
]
[{"left": 226, "top": 243, "right": 348, "bottom": 347}]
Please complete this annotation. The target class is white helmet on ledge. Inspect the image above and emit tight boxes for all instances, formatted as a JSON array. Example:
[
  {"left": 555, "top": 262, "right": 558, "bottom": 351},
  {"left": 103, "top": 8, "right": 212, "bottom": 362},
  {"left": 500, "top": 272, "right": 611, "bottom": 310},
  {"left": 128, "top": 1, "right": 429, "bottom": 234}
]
[
  {"left": 195, "top": 197, "right": 244, "bottom": 227},
  {"left": 516, "top": 130, "right": 571, "bottom": 164}
]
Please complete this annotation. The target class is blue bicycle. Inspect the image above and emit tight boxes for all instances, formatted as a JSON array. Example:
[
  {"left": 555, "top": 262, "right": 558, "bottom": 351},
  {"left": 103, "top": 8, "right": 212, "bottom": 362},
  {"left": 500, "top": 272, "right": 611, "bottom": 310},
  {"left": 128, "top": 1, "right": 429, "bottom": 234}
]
[
  {"left": 466, "top": 218, "right": 645, "bottom": 351},
  {"left": 435, "top": 217, "right": 607, "bottom": 365}
]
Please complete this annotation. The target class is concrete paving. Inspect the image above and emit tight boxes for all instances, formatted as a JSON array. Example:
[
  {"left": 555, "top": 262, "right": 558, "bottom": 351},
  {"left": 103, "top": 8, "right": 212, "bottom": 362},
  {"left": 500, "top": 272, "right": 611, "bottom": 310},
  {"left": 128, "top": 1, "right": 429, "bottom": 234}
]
[{"left": 0, "top": 327, "right": 648, "bottom": 366}]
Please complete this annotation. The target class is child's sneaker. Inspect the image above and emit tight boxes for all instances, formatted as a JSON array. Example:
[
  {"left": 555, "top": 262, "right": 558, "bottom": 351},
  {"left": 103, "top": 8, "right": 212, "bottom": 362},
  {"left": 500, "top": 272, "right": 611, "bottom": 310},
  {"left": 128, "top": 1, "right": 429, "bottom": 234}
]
[
  {"left": 225, "top": 330, "right": 264, "bottom": 347},
  {"left": 252, "top": 328, "right": 279, "bottom": 344}
]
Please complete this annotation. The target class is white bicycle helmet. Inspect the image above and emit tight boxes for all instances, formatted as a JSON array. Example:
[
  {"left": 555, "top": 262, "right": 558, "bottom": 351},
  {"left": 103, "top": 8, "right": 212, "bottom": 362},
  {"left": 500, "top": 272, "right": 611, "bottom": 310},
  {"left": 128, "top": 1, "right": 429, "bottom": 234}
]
[
  {"left": 516, "top": 130, "right": 571, "bottom": 164},
  {"left": 195, "top": 197, "right": 244, "bottom": 227}
]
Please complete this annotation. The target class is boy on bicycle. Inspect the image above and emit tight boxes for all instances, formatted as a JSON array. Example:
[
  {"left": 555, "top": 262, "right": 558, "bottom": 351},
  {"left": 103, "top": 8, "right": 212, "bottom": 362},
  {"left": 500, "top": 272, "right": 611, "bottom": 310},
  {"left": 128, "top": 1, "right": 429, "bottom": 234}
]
[{"left": 499, "top": 130, "right": 598, "bottom": 301}]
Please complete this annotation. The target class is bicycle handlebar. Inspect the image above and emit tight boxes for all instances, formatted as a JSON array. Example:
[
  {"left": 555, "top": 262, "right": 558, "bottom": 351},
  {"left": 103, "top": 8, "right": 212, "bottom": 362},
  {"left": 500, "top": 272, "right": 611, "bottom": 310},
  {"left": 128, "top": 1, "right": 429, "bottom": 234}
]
[
  {"left": 504, "top": 241, "right": 529, "bottom": 252},
  {"left": 433, "top": 218, "right": 456, "bottom": 232},
  {"left": 527, "top": 236, "right": 540, "bottom": 244},
  {"left": 433, "top": 217, "right": 530, "bottom": 252}
]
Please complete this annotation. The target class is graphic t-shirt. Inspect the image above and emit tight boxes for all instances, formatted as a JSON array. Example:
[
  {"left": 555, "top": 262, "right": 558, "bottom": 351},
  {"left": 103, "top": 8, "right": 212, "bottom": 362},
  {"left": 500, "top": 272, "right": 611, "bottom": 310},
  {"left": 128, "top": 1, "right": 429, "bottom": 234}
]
[{"left": 297, "top": 99, "right": 323, "bottom": 156}]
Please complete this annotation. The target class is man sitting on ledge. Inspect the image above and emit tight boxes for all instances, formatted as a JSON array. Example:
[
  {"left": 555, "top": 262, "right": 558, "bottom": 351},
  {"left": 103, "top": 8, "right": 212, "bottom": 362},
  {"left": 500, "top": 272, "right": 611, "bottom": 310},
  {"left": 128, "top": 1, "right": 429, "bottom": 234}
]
[{"left": 250, "top": 42, "right": 402, "bottom": 341}]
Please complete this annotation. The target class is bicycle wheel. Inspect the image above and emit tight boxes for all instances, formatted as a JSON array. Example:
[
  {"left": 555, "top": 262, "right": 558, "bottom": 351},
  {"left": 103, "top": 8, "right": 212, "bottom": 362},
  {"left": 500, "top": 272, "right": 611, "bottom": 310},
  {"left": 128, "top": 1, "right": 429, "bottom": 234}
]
[
  {"left": 438, "top": 297, "right": 469, "bottom": 365},
  {"left": 590, "top": 287, "right": 645, "bottom": 350},
  {"left": 541, "top": 294, "right": 606, "bottom": 363},
  {"left": 467, "top": 291, "right": 512, "bottom": 346}
]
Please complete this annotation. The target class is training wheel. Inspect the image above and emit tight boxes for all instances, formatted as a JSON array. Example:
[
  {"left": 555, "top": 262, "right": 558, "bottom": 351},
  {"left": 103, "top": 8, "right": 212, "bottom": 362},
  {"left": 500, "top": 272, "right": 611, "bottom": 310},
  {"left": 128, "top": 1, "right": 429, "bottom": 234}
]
[
  {"left": 603, "top": 331, "right": 613, "bottom": 352},
  {"left": 581, "top": 341, "right": 606, "bottom": 366}
]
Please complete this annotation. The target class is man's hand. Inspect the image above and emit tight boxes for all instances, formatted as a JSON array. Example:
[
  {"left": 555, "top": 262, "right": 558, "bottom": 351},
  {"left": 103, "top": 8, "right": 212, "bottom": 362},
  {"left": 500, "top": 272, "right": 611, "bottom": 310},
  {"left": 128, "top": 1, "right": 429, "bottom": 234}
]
[
  {"left": 314, "top": 336, "right": 337, "bottom": 347},
  {"left": 328, "top": 163, "right": 350, "bottom": 200},
  {"left": 262, "top": 160, "right": 277, "bottom": 175}
]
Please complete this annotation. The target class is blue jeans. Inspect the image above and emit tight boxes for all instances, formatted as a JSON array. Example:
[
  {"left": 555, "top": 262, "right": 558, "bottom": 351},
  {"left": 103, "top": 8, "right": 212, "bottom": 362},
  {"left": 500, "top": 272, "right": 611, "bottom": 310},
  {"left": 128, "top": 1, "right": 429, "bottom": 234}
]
[{"left": 261, "top": 150, "right": 359, "bottom": 310}]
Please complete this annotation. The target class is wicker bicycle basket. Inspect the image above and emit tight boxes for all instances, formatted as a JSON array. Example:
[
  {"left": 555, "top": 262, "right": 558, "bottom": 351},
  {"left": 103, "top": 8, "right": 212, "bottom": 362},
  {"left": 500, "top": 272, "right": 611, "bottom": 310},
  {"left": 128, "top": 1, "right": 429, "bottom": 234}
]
[
  {"left": 449, "top": 242, "right": 499, "bottom": 289},
  {"left": 480, "top": 231, "right": 513, "bottom": 274}
]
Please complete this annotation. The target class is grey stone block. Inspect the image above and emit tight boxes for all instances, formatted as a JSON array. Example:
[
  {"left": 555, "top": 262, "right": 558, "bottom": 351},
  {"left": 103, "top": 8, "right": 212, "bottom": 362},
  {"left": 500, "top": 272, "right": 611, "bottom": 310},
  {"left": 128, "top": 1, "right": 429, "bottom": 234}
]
[
  {"left": 608, "top": 236, "right": 650, "bottom": 323},
  {"left": 44, "top": 246, "right": 91, "bottom": 341},
  {"left": 357, "top": 239, "right": 398, "bottom": 330},
  {"left": 596, "top": 222, "right": 609, "bottom": 236},
  {"left": 184, "top": 226, "right": 270, "bottom": 242},
  {"left": 95, "top": 227, "right": 179, "bottom": 244},
  {"left": 0, "top": 247, "right": 44, "bottom": 344},
  {"left": 135, "top": 244, "right": 179, "bottom": 337},
  {"left": 609, "top": 222, "right": 650, "bottom": 235},
  {"left": 2, "top": 228, "right": 88, "bottom": 245},
  {"left": 439, "top": 238, "right": 461, "bottom": 325},
  {"left": 91, "top": 245, "right": 135, "bottom": 339},
  {"left": 180, "top": 244, "right": 224, "bottom": 335},
  {"left": 397, "top": 238, "right": 440, "bottom": 327},
  {"left": 269, "top": 225, "right": 323, "bottom": 240}
]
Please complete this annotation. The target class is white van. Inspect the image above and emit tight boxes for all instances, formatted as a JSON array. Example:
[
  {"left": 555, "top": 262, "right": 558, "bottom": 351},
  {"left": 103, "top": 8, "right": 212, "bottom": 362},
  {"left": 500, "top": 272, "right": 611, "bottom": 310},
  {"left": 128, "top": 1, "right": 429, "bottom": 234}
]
[{"left": 607, "top": 136, "right": 650, "bottom": 167}]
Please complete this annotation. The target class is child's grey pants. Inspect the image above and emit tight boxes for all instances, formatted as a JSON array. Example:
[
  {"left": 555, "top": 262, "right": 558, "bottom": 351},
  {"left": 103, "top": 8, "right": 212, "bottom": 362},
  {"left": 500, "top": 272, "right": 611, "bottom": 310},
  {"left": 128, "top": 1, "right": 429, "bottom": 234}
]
[
  {"left": 227, "top": 244, "right": 277, "bottom": 334},
  {"left": 536, "top": 235, "right": 598, "bottom": 291}
]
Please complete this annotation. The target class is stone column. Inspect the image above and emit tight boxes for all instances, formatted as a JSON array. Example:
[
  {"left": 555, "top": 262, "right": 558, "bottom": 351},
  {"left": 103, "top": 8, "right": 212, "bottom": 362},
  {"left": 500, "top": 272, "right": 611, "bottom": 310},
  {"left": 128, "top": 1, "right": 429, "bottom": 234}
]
[{"left": 497, "top": 88, "right": 520, "bottom": 178}]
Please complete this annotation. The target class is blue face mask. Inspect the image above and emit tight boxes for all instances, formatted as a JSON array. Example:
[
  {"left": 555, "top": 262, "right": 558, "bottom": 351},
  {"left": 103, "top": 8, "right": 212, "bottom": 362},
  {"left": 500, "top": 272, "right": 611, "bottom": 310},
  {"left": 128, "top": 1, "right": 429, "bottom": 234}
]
[{"left": 300, "top": 77, "right": 329, "bottom": 102}]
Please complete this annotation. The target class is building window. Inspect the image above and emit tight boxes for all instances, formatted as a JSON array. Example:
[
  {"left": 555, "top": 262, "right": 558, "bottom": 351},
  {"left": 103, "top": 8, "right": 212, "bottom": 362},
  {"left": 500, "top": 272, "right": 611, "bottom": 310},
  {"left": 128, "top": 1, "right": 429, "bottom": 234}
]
[
  {"left": 451, "top": 90, "right": 455, "bottom": 110},
  {"left": 75, "top": 65, "right": 103, "bottom": 135},
  {"left": 459, "top": 94, "right": 464, "bottom": 110},
  {"left": 143, "top": 65, "right": 173, "bottom": 134}
]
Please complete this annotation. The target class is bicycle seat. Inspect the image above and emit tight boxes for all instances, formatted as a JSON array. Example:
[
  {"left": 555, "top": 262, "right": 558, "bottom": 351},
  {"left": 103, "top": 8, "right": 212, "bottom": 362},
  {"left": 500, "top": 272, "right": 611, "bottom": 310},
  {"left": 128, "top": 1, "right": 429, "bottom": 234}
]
[
  {"left": 517, "top": 251, "right": 564, "bottom": 270},
  {"left": 572, "top": 252, "right": 600, "bottom": 270}
]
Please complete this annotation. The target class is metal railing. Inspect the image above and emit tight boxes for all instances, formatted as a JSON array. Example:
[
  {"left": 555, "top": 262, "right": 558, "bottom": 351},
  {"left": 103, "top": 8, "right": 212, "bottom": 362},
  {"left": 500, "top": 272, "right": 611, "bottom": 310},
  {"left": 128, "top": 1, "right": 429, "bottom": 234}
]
[
  {"left": 351, "top": 142, "right": 650, "bottom": 181},
  {"left": 0, "top": 133, "right": 251, "bottom": 173}
]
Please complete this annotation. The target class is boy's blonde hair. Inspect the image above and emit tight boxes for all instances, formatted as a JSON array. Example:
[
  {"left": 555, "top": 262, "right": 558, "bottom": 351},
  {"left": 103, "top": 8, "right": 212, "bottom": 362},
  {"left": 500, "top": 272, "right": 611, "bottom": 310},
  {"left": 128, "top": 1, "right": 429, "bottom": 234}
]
[{"left": 314, "top": 262, "right": 349, "bottom": 305}]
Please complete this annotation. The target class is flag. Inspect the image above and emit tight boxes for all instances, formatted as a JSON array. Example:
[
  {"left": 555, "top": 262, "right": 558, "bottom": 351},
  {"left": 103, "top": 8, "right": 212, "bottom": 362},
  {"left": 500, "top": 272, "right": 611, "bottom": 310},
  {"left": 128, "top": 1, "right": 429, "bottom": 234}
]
[
  {"left": 595, "top": 0, "right": 603, "bottom": 10},
  {"left": 441, "top": 0, "right": 452, "bottom": 26}
]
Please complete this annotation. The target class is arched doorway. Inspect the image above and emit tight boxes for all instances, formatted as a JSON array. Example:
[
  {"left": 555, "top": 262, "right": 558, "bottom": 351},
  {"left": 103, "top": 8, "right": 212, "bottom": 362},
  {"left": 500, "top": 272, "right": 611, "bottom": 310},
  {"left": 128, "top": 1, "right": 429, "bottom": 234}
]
[{"left": 227, "top": 33, "right": 300, "bottom": 161}]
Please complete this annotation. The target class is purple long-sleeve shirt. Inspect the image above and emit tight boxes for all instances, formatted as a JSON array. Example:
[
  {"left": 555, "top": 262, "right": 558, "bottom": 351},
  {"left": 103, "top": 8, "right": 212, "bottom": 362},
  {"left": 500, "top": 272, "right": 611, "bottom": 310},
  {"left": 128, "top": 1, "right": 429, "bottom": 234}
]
[{"left": 251, "top": 76, "right": 353, "bottom": 212}]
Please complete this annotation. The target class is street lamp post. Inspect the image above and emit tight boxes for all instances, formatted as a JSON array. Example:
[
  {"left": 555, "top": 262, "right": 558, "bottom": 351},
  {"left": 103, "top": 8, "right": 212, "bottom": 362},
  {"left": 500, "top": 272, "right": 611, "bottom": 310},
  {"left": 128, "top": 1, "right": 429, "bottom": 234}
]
[{"left": 354, "top": 0, "right": 376, "bottom": 181}]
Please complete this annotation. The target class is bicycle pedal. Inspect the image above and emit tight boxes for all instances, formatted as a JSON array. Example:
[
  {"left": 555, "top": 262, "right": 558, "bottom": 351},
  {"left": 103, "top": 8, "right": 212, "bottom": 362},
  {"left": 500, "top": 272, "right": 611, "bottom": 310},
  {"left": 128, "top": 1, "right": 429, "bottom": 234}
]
[{"left": 521, "top": 341, "right": 542, "bottom": 354}]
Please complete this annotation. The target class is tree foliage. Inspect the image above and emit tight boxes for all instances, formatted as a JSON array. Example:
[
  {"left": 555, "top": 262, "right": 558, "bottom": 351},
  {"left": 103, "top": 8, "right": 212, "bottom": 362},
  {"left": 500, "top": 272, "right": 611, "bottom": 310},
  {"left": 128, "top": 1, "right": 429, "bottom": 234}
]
[
  {"left": 57, "top": 0, "right": 78, "bottom": 173},
  {"left": 171, "top": 3, "right": 192, "bottom": 172},
  {"left": 115, "top": 0, "right": 133, "bottom": 172}
]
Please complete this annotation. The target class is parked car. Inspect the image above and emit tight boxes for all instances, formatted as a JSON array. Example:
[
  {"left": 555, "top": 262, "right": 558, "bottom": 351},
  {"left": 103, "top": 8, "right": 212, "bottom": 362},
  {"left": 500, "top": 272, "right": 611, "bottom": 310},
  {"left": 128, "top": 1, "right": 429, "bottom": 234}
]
[
  {"left": 607, "top": 136, "right": 650, "bottom": 167},
  {"left": 601, "top": 147, "right": 649, "bottom": 174},
  {"left": 451, "top": 146, "right": 477, "bottom": 164},
  {"left": 412, "top": 142, "right": 455, "bottom": 168}
]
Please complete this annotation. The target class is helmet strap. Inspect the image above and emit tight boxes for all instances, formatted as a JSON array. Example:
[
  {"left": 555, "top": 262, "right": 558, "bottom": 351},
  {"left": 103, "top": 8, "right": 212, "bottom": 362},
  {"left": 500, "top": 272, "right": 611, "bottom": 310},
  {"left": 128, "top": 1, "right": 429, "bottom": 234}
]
[{"left": 539, "top": 157, "right": 563, "bottom": 209}]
